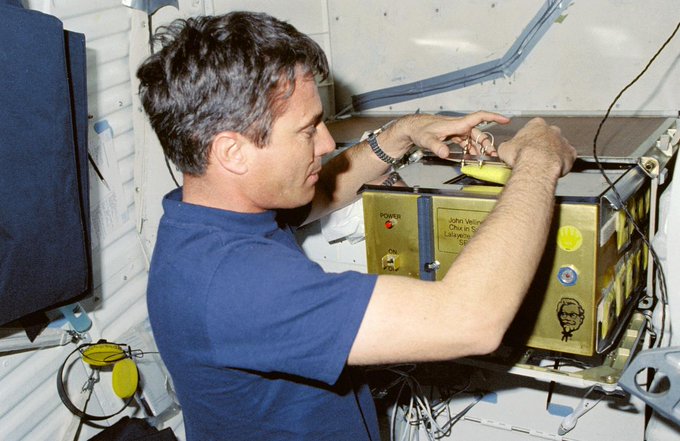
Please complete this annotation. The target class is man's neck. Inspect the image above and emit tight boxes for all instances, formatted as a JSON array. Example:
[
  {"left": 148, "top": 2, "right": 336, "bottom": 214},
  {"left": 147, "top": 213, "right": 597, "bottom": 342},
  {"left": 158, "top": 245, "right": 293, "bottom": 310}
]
[{"left": 182, "top": 174, "right": 265, "bottom": 214}]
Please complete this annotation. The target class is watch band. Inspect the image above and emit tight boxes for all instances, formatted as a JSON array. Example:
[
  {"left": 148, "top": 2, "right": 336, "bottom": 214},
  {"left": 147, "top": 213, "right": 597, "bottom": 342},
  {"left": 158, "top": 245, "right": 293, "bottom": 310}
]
[
  {"left": 367, "top": 131, "right": 402, "bottom": 165},
  {"left": 381, "top": 171, "right": 402, "bottom": 187}
]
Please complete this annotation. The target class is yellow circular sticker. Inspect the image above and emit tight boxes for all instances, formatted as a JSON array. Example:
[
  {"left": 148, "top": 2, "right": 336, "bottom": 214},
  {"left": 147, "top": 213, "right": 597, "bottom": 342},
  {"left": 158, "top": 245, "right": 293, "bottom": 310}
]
[{"left": 557, "top": 225, "right": 583, "bottom": 252}]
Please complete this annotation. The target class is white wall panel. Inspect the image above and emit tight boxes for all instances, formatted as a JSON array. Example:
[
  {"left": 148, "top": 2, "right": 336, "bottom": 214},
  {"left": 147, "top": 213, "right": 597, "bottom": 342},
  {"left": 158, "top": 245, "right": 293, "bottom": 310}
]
[
  {"left": 88, "top": 58, "right": 132, "bottom": 92},
  {"left": 26, "top": 0, "right": 121, "bottom": 18},
  {"left": 0, "top": 350, "right": 61, "bottom": 419},
  {"left": 1, "top": 347, "right": 75, "bottom": 440},
  {"left": 119, "top": 150, "right": 136, "bottom": 182},
  {"left": 61, "top": 7, "right": 132, "bottom": 41},
  {"left": 115, "top": 130, "right": 136, "bottom": 161},
  {"left": 88, "top": 82, "right": 135, "bottom": 120},
  {"left": 93, "top": 230, "right": 145, "bottom": 289},
  {"left": 328, "top": 0, "right": 680, "bottom": 116},
  {"left": 211, "top": 0, "right": 328, "bottom": 34},
  {"left": 85, "top": 29, "right": 131, "bottom": 64},
  {"left": 103, "top": 106, "right": 135, "bottom": 140},
  {"left": 93, "top": 270, "right": 148, "bottom": 333},
  {"left": 129, "top": 7, "right": 182, "bottom": 266}
]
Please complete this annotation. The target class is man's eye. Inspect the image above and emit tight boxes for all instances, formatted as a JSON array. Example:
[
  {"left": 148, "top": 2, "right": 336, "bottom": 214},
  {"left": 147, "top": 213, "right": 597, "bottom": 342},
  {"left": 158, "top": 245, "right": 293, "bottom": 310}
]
[{"left": 305, "top": 126, "right": 317, "bottom": 137}]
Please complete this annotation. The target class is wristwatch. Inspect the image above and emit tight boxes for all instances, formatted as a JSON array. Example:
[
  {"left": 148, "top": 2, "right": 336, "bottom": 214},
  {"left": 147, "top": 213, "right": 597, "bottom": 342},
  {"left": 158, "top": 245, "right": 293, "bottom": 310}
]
[
  {"left": 381, "top": 171, "right": 402, "bottom": 187},
  {"left": 367, "top": 129, "right": 403, "bottom": 166}
]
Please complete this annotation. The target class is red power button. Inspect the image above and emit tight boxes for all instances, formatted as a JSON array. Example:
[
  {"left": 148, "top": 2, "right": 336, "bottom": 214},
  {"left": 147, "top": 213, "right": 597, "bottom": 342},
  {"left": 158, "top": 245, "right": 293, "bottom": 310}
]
[{"left": 385, "top": 219, "right": 396, "bottom": 229}]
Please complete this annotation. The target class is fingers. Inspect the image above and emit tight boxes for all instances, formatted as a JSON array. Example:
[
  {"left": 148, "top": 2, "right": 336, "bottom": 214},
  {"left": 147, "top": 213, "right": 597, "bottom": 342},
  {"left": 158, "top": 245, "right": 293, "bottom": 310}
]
[
  {"left": 403, "top": 111, "right": 510, "bottom": 159},
  {"left": 465, "top": 128, "right": 496, "bottom": 156},
  {"left": 457, "top": 112, "right": 508, "bottom": 155},
  {"left": 561, "top": 140, "right": 578, "bottom": 176},
  {"left": 497, "top": 117, "right": 577, "bottom": 177},
  {"left": 463, "top": 111, "right": 511, "bottom": 129},
  {"left": 428, "top": 135, "right": 454, "bottom": 159},
  {"left": 445, "top": 113, "right": 506, "bottom": 154}
]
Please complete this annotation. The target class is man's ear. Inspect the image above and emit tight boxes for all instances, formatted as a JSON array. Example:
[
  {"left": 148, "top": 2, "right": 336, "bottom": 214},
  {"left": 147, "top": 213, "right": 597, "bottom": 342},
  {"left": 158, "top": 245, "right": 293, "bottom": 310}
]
[{"left": 211, "top": 131, "right": 248, "bottom": 175}]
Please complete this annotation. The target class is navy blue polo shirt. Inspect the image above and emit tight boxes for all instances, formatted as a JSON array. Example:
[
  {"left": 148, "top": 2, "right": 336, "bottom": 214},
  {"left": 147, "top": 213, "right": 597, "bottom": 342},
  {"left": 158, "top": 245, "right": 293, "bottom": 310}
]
[{"left": 147, "top": 188, "right": 380, "bottom": 440}]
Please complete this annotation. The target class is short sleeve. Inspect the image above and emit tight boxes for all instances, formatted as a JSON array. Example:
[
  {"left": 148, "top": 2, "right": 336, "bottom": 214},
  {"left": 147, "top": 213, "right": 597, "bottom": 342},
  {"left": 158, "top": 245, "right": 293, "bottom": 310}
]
[{"left": 205, "top": 238, "right": 377, "bottom": 385}]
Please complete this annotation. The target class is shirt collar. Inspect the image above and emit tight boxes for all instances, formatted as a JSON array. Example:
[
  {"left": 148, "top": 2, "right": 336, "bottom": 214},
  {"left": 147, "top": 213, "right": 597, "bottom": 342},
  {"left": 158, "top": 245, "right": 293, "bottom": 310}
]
[{"left": 161, "top": 187, "right": 279, "bottom": 235}]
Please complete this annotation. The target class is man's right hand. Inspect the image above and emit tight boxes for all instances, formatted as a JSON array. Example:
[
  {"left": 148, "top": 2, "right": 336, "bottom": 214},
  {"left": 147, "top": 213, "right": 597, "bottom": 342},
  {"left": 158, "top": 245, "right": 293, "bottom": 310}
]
[{"left": 497, "top": 117, "right": 577, "bottom": 178}]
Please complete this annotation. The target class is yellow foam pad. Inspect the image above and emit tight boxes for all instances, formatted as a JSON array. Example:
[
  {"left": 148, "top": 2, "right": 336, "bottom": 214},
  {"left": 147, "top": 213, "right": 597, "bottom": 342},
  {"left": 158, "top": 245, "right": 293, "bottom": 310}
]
[{"left": 460, "top": 164, "right": 512, "bottom": 185}]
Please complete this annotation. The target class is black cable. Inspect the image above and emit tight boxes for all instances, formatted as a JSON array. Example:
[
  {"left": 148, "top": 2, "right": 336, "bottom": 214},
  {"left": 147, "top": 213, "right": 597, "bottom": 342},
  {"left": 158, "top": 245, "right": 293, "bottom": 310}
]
[
  {"left": 592, "top": 18, "right": 680, "bottom": 348},
  {"left": 73, "top": 370, "right": 96, "bottom": 441},
  {"left": 348, "top": 373, "right": 375, "bottom": 441}
]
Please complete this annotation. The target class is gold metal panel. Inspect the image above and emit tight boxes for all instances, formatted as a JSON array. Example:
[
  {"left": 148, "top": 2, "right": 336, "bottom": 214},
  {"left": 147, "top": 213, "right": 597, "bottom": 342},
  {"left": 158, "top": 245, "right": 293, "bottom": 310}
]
[
  {"left": 432, "top": 196, "right": 601, "bottom": 356},
  {"left": 522, "top": 203, "right": 599, "bottom": 356},
  {"left": 357, "top": 116, "right": 674, "bottom": 360},
  {"left": 361, "top": 174, "right": 650, "bottom": 357},
  {"left": 363, "top": 192, "right": 421, "bottom": 278}
]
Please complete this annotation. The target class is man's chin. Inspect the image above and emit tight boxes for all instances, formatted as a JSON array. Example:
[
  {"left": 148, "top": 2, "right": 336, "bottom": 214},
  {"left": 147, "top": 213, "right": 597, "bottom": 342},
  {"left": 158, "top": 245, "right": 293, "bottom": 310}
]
[{"left": 276, "top": 193, "right": 315, "bottom": 210}]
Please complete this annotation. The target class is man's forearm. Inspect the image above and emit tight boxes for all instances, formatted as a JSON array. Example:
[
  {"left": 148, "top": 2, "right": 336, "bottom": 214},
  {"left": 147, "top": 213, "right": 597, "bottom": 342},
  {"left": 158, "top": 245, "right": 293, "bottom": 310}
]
[
  {"left": 442, "top": 156, "right": 561, "bottom": 332},
  {"left": 305, "top": 129, "right": 406, "bottom": 223}
]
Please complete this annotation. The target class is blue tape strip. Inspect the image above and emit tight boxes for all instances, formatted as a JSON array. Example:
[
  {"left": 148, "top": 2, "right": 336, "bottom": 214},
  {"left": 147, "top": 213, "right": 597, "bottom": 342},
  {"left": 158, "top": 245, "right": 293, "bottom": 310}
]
[
  {"left": 417, "top": 196, "right": 436, "bottom": 281},
  {"left": 352, "top": 0, "right": 568, "bottom": 111}
]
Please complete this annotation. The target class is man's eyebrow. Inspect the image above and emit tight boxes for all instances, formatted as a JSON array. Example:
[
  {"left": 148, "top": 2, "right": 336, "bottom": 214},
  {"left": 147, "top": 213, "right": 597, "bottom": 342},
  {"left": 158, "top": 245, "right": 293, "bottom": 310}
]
[{"left": 299, "top": 111, "right": 324, "bottom": 130}]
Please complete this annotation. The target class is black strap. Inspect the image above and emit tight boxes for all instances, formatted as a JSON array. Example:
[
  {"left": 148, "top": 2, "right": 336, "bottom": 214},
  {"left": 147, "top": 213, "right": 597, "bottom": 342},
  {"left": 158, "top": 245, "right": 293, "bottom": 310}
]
[{"left": 56, "top": 344, "right": 135, "bottom": 421}]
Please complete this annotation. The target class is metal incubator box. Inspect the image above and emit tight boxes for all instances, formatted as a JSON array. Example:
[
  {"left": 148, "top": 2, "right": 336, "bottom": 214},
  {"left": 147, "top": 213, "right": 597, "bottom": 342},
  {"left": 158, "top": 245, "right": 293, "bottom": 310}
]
[{"left": 360, "top": 116, "right": 677, "bottom": 357}]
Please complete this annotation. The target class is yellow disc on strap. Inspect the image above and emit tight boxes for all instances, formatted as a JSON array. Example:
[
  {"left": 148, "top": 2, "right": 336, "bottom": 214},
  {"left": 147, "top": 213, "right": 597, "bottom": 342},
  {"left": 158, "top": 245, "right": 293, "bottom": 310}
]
[
  {"left": 81, "top": 343, "right": 125, "bottom": 367},
  {"left": 112, "top": 358, "right": 139, "bottom": 399}
]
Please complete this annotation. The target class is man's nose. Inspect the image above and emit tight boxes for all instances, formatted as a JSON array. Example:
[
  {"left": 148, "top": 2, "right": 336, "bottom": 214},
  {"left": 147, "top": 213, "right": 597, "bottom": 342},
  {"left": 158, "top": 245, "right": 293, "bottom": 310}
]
[{"left": 315, "top": 122, "right": 336, "bottom": 156}]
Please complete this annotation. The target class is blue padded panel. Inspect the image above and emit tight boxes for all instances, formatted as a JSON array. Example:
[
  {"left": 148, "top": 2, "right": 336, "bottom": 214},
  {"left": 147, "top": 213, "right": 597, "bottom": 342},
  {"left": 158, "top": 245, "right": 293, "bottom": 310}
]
[{"left": 0, "top": 3, "right": 91, "bottom": 325}]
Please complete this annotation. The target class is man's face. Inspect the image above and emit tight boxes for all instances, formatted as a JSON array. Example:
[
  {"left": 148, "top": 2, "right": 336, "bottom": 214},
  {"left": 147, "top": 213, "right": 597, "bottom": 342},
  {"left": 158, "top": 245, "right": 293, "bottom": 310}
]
[{"left": 243, "top": 71, "right": 335, "bottom": 210}]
